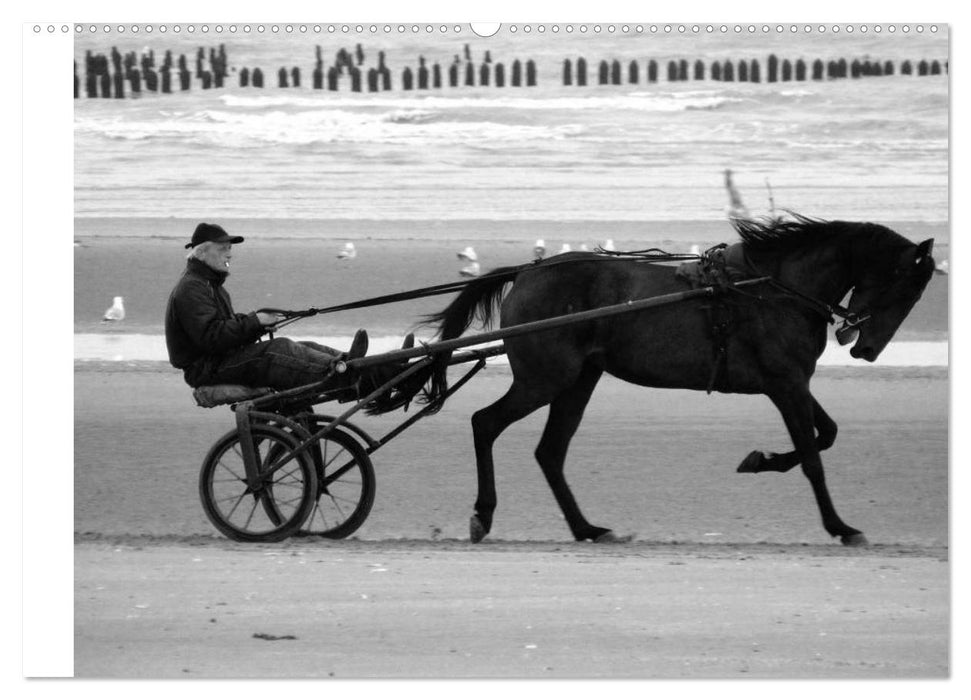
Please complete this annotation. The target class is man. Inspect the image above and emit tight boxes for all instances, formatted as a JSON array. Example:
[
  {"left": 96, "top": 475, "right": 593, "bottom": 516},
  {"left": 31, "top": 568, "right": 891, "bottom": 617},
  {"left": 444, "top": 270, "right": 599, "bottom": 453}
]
[{"left": 165, "top": 222, "right": 369, "bottom": 391}]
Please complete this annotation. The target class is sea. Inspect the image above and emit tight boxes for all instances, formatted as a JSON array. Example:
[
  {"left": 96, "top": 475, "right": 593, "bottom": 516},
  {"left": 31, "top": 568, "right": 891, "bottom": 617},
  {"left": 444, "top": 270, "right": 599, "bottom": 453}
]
[{"left": 73, "top": 26, "right": 950, "bottom": 366}]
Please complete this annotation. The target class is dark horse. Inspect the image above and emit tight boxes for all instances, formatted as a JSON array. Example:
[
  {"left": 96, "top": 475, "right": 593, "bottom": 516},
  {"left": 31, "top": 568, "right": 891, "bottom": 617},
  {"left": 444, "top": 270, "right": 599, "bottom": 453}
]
[{"left": 423, "top": 214, "right": 935, "bottom": 546}]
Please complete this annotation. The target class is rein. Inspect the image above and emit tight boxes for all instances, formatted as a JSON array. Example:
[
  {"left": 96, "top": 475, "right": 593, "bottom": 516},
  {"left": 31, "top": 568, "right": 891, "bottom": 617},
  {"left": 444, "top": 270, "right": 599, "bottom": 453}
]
[{"left": 260, "top": 244, "right": 869, "bottom": 337}]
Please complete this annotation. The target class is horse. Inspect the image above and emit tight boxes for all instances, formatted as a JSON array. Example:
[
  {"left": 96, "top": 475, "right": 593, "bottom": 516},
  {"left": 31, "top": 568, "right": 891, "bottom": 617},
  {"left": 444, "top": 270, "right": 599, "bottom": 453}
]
[{"left": 423, "top": 214, "right": 936, "bottom": 546}]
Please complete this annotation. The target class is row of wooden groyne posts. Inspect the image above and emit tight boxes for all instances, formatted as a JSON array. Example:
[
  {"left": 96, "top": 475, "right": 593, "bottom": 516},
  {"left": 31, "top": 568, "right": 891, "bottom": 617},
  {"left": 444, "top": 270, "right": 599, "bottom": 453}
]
[{"left": 75, "top": 42, "right": 947, "bottom": 98}]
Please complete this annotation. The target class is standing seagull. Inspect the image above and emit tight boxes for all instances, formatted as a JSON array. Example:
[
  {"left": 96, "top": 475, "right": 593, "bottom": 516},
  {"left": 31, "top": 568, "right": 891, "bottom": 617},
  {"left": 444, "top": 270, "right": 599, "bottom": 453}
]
[{"left": 102, "top": 296, "right": 125, "bottom": 323}]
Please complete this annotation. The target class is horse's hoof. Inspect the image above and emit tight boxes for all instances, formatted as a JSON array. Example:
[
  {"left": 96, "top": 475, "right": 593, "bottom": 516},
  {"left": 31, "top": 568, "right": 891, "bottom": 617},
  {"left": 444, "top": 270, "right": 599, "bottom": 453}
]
[
  {"left": 841, "top": 533, "right": 869, "bottom": 547},
  {"left": 737, "top": 451, "right": 764, "bottom": 473},
  {"left": 469, "top": 515, "right": 487, "bottom": 544},
  {"left": 594, "top": 531, "right": 634, "bottom": 544}
]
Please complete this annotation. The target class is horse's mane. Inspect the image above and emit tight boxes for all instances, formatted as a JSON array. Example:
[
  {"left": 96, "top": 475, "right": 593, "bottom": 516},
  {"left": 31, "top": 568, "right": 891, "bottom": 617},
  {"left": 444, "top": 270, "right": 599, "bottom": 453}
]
[{"left": 732, "top": 212, "right": 908, "bottom": 255}]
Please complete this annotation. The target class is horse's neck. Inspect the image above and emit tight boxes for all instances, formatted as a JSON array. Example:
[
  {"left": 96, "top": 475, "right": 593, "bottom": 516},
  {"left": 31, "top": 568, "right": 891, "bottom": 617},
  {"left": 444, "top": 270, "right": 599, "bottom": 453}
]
[{"left": 763, "top": 241, "right": 857, "bottom": 306}]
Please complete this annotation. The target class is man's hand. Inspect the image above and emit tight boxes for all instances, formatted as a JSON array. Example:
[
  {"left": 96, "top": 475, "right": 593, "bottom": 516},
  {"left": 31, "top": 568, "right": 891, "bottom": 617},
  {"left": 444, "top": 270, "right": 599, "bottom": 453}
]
[{"left": 256, "top": 311, "right": 283, "bottom": 327}]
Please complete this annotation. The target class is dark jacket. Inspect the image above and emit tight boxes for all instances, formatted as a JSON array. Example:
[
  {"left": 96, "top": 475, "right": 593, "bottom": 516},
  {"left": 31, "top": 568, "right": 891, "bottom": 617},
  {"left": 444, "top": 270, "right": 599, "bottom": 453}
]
[{"left": 165, "top": 258, "right": 264, "bottom": 383}]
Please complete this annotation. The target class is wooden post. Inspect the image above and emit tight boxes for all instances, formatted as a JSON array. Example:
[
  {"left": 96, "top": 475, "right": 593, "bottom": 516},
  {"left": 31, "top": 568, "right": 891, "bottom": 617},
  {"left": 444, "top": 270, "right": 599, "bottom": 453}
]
[
  {"left": 278, "top": 68, "right": 289, "bottom": 88},
  {"left": 678, "top": 59, "right": 688, "bottom": 81},
  {"left": 693, "top": 59, "right": 704, "bottom": 80},
  {"left": 200, "top": 71, "right": 212, "bottom": 89},
  {"left": 128, "top": 68, "right": 140, "bottom": 95},
  {"left": 356, "top": 44, "right": 364, "bottom": 65},
  {"left": 610, "top": 59, "right": 621, "bottom": 84},
  {"left": 563, "top": 59, "right": 573, "bottom": 86},
  {"left": 884, "top": 60, "right": 894, "bottom": 76},
  {"left": 380, "top": 67, "right": 391, "bottom": 90},
  {"left": 526, "top": 60, "right": 537, "bottom": 86},
  {"left": 252, "top": 68, "right": 264, "bottom": 88},
  {"left": 901, "top": 60, "right": 912, "bottom": 75},
  {"left": 738, "top": 60, "right": 749, "bottom": 82},
  {"left": 782, "top": 59, "right": 792, "bottom": 81},
  {"left": 837, "top": 58, "right": 847, "bottom": 78},
  {"left": 145, "top": 67, "right": 158, "bottom": 91},
  {"left": 433, "top": 64, "right": 442, "bottom": 88},
  {"left": 349, "top": 66, "right": 361, "bottom": 92},
  {"left": 465, "top": 62, "right": 475, "bottom": 86},
  {"left": 599, "top": 60, "right": 609, "bottom": 85},
  {"left": 750, "top": 59, "right": 760, "bottom": 82},
  {"left": 495, "top": 63, "right": 505, "bottom": 87},
  {"left": 577, "top": 57, "right": 587, "bottom": 86},
  {"left": 449, "top": 61, "right": 459, "bottom": 87},
  {"left": 930, "top": 60, "right": 941, "bottom": 75},
  {"left": 666, "top": 60, "right": 677, "bottom": 81},
  {"left": 402, "top": 67, "right": 413, "bottom": 90},
  {"left": 367, "top": 68, "right": 378, "bottom": 92},
  {"left": 419, "top": 58, "right": 429, "bottom": 88},
  {"left": 479, "top": 62, "right": 489, "bottom": 86},
  {"left": 647, "top": 60, "right": 657, "bottom": 82},
  {"left": 240, "top": 67, "right": 250, "bottom": 87},
  {"left": 827, "top": 60, "right": 838, "bottom": 79},
  {"left": 629, "top": 60, "right": 640, "bottom": 83},
  {"left": 512, "top": 60, "right": 522, "bottom": 87},
  {"left": 711, "top": 61, "right": 721, "bottom": 81},
  {"left": 100, "top": 69, "right": 111, "bottom": 98},
  {"left": 289, "top": 67, "right": 299, "bottom": 87},
  {"left": 113, "top": 69, "right": 125, "bottom": 98},
  {"left": 918, "top": 60, "right": 928, "bottom": 76},
  {"left": 722, "top": 60, "right": 734, "bottom": 81},
  {"left": 326, "top": 66, "right": 338, "bottom": 90},
  {"left": 161, "top": 67, "right": 171, "bottom": 93},
  {"left": 795, "top": 59, "right": 806, "bottom": 81},
  {"left": 767, "top": 54, "right": 778, "bottom": 82},
  {"left": 851, "top": 59, "right": 862, "bottom": 78},
  {"left": 812, "top": 59, "right": 823, "bottom": 80}
]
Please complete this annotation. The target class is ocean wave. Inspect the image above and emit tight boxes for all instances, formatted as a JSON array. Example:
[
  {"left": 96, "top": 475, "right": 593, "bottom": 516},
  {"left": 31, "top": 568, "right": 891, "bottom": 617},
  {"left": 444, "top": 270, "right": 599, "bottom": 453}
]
[
  {"left": 73, "top": 333, "right": 948, "bottom": 368},
  {"left": 218, "top": 92, "right": 744, "bottom": 113},
  {"left": 76, "top": 106, "right": 585, "bottom": 147}
]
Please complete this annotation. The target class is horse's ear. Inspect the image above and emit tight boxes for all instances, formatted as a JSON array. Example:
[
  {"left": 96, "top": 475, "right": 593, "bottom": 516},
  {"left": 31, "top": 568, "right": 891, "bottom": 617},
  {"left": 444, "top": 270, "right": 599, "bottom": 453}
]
[{"left": 915, "top": 239, "right": 934, "bottom": 264}]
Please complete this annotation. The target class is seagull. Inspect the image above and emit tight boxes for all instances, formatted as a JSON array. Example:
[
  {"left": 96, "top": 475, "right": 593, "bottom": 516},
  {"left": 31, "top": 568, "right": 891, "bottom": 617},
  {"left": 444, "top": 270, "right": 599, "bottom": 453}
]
[
  {"left": 602, "top": 239, "right": 616, "bottom": 252},
  {"left": 689, "top": 244, "right": 701, "bottom": 257},
  {"left": 533, "top": 239, "right": 546, "bottom": 259},
  {"left": 459, "top": 261, "right": 481, "bottom": 277},
  {"left": 337, "top": 241, "right": 356, "bottom": 259},
  {"left": 558, "top": 243, "right": 572, "bottom": 254},
  {"left": 457, "top": 246, "right": 478, "bottom": 262},
  {"left": 102, "top": 296, "right": 125, "bottom": 322}
]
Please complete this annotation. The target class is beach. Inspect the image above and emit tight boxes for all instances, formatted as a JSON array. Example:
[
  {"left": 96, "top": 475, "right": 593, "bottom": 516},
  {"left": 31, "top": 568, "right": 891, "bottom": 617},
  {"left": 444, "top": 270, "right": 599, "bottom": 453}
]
[
  {"left": 63, "top": 25, "right": 952, "bottom": 681},
  {"left": 71, "top": 358, "right": 949, "bottom": 678}
]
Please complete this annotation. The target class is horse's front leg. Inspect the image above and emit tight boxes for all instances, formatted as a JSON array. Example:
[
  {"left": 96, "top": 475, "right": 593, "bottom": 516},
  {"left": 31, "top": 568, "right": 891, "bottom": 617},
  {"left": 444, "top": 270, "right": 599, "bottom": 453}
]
[
  {"left": 737, "top": 396, "right": 837, "bottom": 473},
  {"left": 766, "top": 384, "right": 867, "bottom": 546}
]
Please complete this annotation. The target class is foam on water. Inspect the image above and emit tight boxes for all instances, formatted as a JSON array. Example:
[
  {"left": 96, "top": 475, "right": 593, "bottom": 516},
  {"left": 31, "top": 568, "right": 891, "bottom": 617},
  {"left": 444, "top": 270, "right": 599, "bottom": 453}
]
[{"left": 74, "top": 333, "right": 948, "bottom": 368}]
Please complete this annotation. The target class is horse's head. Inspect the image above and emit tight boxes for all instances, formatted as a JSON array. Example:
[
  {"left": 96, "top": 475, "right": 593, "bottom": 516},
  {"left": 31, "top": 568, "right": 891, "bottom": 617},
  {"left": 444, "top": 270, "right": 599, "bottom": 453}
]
[{"left": 838, "top": 238, "right": 935, "bottom": 362}]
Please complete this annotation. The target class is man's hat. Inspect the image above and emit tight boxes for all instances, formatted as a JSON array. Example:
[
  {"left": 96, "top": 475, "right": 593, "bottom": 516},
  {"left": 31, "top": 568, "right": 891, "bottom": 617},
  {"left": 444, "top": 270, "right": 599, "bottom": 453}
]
[{"left": 185, "top": 223, "right": 245, "bottom": 249}]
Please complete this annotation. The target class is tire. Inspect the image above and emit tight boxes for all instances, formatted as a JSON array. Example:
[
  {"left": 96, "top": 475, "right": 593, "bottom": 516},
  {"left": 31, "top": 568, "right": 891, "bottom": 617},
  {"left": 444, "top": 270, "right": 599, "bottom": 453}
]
[
  {"left": 296, "top": 425, "right": 376, "bottom": 539},
  {"left": 199, "top": 424, "right": 317, "bottom": 542}
]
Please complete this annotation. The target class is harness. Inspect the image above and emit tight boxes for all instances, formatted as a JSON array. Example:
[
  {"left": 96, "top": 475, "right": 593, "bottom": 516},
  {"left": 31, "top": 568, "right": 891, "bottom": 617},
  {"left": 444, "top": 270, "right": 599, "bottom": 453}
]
[{"left": 262, "top": 244, "right": 873, "bottom": 394}]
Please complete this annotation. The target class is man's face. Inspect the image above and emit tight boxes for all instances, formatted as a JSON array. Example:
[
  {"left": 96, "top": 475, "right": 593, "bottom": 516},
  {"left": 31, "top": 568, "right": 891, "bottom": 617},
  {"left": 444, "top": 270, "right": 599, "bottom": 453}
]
[{"left": 201, "top": 242, "right": 233, "bottom": 272}]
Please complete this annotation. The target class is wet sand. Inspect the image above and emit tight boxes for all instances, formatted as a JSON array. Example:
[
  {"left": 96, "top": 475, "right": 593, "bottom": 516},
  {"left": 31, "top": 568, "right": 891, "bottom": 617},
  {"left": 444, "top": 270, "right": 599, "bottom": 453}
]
[
  {"left": 75, "top": 539, "right": 947, "bottom": 678},
  {"left": 71, "top": 363, "right": 949, "bottom": 678}
]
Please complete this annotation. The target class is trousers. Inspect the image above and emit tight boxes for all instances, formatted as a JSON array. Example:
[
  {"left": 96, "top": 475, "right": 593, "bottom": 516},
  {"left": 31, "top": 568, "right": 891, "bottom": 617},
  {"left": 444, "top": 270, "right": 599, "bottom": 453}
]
[{"left": 184, "top": 337, "right": 343, "bottom": 390}]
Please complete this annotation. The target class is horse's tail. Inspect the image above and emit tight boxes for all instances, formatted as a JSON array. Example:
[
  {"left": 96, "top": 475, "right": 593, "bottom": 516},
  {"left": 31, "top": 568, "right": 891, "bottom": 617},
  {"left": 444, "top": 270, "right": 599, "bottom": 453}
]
[
  {"left": 388, "top": 265, "right": 520, "bottom": 414},
  {"left": 363, "top": 265, "right": 522, "bottom": 416},
  {"left": 426, "top": 265, "right": 522, "bottom": 341}
]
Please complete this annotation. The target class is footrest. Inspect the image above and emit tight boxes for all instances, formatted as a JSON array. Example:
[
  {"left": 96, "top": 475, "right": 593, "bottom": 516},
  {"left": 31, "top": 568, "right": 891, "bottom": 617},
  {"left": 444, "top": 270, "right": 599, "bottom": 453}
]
[{"left": 193, "top": 384, "right": 274, "bottom": 408}]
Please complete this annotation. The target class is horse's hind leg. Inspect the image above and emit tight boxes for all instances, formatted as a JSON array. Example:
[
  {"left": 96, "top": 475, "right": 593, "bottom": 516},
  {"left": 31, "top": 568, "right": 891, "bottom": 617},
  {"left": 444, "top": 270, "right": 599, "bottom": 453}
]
[
  {"left": 737, "top": 396, "right": 838, "bottom": 473},
  {"left": 469, "top": 379, "right": 553, "bottom": 543},
  {"left": 766, "top": 384, "right": 866, "bottom": 546},
  {"left": 533, "top": 363, "right": 623, "bottom": 543}
]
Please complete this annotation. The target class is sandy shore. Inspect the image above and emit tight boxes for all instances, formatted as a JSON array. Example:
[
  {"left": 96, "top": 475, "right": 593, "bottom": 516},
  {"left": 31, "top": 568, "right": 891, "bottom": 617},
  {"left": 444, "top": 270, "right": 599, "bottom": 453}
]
[
  {"left": 74, "top": 539, "right": 947, "bottom": 678},
  {"left": 70, "top": 361, "right": 949, "bottom": 678}
]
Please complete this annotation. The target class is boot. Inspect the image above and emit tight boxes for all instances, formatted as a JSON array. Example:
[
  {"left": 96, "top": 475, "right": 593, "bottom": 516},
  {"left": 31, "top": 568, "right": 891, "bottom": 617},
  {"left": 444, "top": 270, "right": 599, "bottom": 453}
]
[{"left": 347, "top": 328, "right": 369, "bottom": 359}]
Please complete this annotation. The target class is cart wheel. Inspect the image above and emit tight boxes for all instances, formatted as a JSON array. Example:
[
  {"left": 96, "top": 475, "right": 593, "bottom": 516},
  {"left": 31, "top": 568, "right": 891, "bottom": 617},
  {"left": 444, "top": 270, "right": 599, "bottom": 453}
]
[
  {"left": 199, "top": 424, "right": 317, "bottom": 542},
  {"left": 296, "top": 426, "right": 376, "bottom": 539}
]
